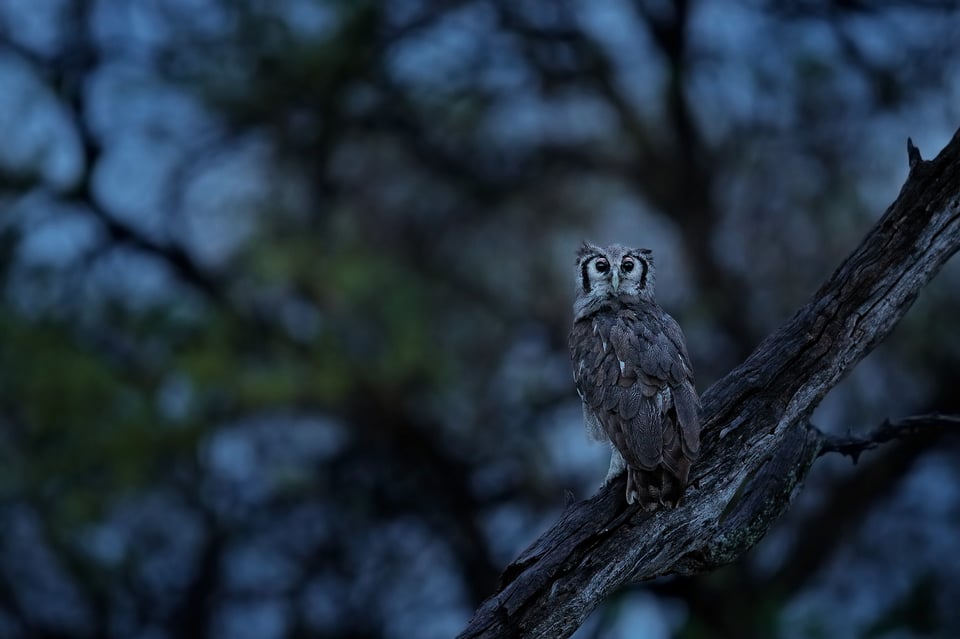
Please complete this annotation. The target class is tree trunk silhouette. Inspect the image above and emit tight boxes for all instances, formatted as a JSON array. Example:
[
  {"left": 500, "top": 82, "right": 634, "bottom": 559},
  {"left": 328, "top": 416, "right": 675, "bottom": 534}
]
[{"left": 457, "top": 130, "right": 960, "bottom": 639}]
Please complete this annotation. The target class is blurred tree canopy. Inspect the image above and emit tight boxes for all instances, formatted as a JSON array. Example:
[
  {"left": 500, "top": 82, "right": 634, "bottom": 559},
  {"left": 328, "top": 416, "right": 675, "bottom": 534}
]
[{"left": 1, "top": 1, "right": 959, "bottom": 638}]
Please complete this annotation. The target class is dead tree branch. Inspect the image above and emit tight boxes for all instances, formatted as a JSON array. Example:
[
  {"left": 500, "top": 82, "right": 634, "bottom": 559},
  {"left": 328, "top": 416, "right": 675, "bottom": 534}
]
[
  {"left": 457, "top": 129, "right": 960, "bottom": 638},
  {"left": 818, "top": 413, "right": 960, "bottom": 463}
]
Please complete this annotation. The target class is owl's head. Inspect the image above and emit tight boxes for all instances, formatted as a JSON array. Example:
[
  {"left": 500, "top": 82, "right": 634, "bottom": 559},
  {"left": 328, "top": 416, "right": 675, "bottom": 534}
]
[{"left": 574, "top": 242, "right": 655, "bottom": 316}]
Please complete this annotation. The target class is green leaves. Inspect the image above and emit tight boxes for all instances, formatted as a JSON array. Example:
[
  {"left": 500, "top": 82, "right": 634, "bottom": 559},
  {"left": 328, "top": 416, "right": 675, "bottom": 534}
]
[{"left": 0, "top": 315, "right": 187, "bottom": 525}]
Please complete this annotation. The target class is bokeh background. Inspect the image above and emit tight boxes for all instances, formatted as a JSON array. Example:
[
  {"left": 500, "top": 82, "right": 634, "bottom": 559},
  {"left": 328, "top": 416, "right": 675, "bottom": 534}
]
[{"left": 1, "top": 1, "right": 960, "bottom": 638}]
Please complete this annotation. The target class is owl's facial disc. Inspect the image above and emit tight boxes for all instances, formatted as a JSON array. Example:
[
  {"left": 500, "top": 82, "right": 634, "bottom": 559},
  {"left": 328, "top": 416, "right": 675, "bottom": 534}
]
[{"left": 574, "top": 244, "right": 656, "bottom": 318}]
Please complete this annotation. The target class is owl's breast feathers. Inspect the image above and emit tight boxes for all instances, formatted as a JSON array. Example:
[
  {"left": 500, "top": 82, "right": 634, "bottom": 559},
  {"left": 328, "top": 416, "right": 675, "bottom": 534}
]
[{"left": 569, "top": 302, "right": 701, "bottom": 481}]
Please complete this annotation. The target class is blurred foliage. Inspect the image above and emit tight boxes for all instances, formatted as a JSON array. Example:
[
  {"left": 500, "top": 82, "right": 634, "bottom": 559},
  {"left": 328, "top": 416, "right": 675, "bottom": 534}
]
[{"left": 1, "top": 1, "right": 960, "bottom": 638}]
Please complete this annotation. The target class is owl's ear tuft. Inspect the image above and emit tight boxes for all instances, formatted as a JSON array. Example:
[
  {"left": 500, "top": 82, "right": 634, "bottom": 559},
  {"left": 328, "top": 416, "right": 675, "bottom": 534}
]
[
  {"left": 576, "top": 241, "right": 600, "bottom": 264},
  {"left": 638, "top": 248, "right": 653, "bottom": 255}
]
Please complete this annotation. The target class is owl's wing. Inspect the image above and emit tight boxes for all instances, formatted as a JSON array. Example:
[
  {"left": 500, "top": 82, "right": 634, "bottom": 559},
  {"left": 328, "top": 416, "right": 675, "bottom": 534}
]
[
  {"left": 650, "top": 310, "right": 701, "bottom": 461},
  {"left": 571, "top": 309, "right": 700, "bottom": 478},
  {"left": 569, "top": 318, "right": 609, "bottom": 411}
]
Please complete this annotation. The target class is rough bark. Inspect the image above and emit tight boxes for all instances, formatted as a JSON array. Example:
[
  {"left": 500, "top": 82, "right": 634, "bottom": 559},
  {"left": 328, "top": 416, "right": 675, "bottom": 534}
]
[{"left": 457, "top": 129, "right": 960, "bottom": 639}]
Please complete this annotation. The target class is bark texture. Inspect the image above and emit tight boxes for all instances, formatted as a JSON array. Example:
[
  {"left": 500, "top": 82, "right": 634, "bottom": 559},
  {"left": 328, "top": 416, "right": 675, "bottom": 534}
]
[{"left": 457, "top": 130, "right": 960, "bottom": 639}]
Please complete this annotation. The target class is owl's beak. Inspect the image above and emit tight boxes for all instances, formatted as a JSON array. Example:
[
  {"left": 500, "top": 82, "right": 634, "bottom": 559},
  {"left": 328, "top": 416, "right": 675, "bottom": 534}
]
[{"left": 610, "top": 270, "right": 620, "bottom": 293}]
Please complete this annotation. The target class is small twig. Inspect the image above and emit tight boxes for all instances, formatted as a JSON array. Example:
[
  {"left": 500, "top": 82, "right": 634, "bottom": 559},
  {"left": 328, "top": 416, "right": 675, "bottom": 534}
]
[{"left": 817, "top": 414, "right": 960, "bottom": 463}]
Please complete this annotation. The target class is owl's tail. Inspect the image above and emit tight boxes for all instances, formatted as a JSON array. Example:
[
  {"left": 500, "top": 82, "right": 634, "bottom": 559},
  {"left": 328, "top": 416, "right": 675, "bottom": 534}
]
[{"left": 626, "top": 466, "right": 686, "bottom": 510}]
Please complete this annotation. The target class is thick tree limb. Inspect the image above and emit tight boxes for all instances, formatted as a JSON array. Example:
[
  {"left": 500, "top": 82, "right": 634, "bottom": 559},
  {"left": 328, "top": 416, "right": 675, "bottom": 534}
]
[
  {"left": 457, "top": 129, "right": 960, "bottom": 638},
  {"left": 639, "top": 413, "right": 958, "bottom": 637}
]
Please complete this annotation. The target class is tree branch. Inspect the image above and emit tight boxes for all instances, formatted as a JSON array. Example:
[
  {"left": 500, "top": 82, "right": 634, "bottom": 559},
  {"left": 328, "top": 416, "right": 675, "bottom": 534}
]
[
  {"left": 817, "top": 413, "right": 960, "bottom": 463},
  {"left": 0, "top": 17, "right": 229, "bottom": 307},
  {"left": 770, "top": 423, "right": 946, "bottom": 598},
  {"left": 457, "top": 128, "right": 960, "bottom": 639}
]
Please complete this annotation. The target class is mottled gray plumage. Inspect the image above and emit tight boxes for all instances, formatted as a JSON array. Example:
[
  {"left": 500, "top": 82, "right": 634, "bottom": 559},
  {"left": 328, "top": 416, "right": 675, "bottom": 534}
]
[{"left": 569, "top": 242, "right": 701, "bottom": 509}]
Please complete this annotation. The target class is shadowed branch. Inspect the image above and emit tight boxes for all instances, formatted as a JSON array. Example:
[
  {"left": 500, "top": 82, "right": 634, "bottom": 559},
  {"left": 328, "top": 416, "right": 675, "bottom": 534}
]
[{"left": 818, "top": 414, "right": 960, "bottom": 463}]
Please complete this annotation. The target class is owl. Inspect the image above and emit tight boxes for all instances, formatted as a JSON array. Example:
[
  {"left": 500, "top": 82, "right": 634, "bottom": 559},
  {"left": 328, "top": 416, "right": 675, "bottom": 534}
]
[{"left": 568, "top": 242, "right": 701, "bottom": 510}]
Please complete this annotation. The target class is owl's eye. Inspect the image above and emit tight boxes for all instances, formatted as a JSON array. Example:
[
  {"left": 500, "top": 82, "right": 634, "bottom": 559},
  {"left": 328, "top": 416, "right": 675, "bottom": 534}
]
[
  {"left": 594, "top": 258, "right": 609, "bottom": 273},
  {"left": 622, "top": 259, "right": 635, "bottom": 272}
]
